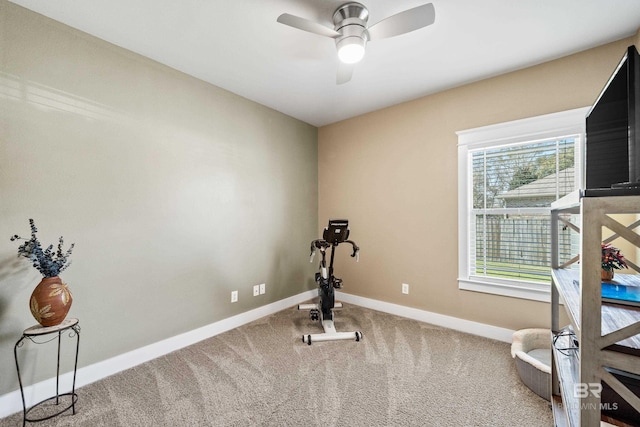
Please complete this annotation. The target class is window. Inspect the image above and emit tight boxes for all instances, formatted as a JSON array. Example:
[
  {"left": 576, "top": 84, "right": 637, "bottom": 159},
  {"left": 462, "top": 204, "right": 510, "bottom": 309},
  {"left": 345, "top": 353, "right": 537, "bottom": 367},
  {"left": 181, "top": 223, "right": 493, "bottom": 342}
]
[{"left": 457, "top": 108, "right": 588, "bottom": 301}]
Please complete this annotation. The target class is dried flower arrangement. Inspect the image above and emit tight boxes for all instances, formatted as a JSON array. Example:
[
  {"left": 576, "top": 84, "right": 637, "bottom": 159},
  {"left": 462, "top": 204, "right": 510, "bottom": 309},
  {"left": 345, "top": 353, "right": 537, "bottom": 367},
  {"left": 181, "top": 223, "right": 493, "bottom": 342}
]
[{"left": 10, "top": 219, "right": 75, "bottom": 278}]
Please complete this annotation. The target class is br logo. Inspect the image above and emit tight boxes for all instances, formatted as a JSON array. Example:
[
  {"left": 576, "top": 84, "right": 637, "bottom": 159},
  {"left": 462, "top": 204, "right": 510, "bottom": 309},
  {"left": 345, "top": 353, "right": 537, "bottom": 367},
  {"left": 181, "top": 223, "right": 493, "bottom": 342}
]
[{"left": 574, "top": 383, "right": 602, "bottom": 398}]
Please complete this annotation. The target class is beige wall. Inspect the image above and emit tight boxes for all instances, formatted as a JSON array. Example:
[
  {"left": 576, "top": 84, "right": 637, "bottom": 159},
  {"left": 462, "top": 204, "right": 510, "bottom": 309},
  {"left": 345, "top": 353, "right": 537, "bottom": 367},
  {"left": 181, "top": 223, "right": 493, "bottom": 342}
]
[
  {"left": 318, "top": 37, "right": 636, "bottom": 331},
  {"left": 0, "top": 1, "right": 317, "bottom": 395}
]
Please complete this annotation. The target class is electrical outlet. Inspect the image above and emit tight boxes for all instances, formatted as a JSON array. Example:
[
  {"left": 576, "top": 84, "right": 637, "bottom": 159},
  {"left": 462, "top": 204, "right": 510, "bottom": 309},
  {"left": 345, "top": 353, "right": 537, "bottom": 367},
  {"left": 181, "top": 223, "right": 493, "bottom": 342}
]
[
  {"left": 231, "top": 290, "right": 238, "bottom": 303},
  {"left": 253, "top": 285, "right": 260, "bottom": 296},
  {"left": 259, "top": 283, "right": 266, "bottom": 295},
  {"left": 402, "top": 283, "right": 409, "bottom": 295}
]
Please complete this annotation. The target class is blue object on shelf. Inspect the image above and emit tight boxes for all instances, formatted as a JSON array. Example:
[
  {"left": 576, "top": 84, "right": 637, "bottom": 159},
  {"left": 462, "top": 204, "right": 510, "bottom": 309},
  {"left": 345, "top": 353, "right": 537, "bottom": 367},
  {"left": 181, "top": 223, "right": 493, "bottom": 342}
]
[{"left": 602, "top": 282, "right": 640, "bottom": 307}]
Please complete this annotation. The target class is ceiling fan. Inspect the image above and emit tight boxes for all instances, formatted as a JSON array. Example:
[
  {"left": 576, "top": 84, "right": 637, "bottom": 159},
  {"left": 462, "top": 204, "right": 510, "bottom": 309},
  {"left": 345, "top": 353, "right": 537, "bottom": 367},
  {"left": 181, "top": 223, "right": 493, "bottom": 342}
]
[{"left": 277, "top": 2, "right": 436, "bottom": 84}]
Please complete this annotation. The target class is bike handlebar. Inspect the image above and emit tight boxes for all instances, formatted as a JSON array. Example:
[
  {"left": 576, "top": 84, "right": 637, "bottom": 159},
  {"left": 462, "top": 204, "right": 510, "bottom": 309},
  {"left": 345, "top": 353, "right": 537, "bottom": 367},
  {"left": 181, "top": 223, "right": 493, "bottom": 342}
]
[
  {"left": 309, "top": 238, "right": 359, "bottom": 262},
  {"left": 345, "top": 240, "right": 359, "bottom": 261},
  {"left": 309, "top": 239, "right": 328, "bottom": 262}
]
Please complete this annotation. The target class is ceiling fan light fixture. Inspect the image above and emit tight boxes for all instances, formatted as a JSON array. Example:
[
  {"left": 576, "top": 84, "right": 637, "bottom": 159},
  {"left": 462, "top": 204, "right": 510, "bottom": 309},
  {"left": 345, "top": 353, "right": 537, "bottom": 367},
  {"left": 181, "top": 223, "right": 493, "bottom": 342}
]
[
  {"left": 333, "top": 2, "right": 369, "bottom": 65},
  {"left": 277, "top": 2, "right": 436, "bottom": 83},
  {"left": 337, "top": 37, "right": 366, "bottom": 63}
]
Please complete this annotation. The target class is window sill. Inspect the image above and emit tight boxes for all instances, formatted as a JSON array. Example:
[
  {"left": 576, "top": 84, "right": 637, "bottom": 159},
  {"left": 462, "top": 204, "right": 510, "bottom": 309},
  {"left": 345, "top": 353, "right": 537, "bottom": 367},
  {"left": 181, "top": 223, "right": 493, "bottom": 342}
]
[{"left": 458, "top": 277, "right": 551, "bottom": 302}]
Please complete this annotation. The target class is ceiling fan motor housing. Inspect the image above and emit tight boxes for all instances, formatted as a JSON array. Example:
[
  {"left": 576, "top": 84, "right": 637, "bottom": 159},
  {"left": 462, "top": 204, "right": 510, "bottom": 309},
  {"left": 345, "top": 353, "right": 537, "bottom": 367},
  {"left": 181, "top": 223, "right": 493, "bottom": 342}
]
[{"left": 333, "top": 2, "right": 369, "bottom": 63}]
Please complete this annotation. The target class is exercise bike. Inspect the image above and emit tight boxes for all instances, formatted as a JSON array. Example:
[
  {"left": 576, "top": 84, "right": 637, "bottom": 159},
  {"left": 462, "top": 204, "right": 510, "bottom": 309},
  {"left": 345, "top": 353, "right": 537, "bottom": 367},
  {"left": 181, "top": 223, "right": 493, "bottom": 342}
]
[{"left": 298, "top": 219, "right": 362, "bottom": 345}]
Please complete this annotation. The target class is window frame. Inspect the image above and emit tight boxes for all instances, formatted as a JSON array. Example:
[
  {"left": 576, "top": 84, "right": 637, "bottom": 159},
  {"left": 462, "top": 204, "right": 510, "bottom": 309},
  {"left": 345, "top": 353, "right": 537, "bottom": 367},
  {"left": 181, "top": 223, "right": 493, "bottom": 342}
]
[{"left": 457, "top": 107, "right": 589, "bottom": 302}]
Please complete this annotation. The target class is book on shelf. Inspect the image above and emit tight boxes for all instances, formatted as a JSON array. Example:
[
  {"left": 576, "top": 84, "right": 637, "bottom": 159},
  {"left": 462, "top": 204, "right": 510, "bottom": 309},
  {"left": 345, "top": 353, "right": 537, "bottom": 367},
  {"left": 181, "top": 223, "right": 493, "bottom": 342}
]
[
  {"left": 601, "top": 282, "right": 640, "bottom": 308},
  {"left": 572, "top": 276, "right": 640, "bottom": 308}
]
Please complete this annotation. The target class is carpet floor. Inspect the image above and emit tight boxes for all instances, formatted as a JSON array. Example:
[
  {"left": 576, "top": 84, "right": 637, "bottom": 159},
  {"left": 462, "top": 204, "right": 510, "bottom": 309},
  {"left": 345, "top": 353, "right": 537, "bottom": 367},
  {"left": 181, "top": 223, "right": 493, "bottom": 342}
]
[{"left": 1, "top": 304, "right": 553, "bottom": 426}]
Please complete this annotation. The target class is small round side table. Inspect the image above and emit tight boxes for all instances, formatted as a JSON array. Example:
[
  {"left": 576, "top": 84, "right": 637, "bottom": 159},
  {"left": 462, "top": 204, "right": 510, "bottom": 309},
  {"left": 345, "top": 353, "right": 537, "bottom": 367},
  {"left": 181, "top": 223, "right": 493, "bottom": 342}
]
[{"left": 14, "top": 318, "right": 80, "bottom": 427}]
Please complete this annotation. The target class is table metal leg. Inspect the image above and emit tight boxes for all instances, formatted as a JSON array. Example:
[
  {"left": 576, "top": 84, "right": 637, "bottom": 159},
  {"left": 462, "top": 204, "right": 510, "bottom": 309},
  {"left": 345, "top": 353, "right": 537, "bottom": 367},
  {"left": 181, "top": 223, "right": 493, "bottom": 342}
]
[
  {"left": 55, "top": 331, "right": 61, "bottom": 405},
  {"left": 14, "top": 336, "right": 27, "bottom": 427}
]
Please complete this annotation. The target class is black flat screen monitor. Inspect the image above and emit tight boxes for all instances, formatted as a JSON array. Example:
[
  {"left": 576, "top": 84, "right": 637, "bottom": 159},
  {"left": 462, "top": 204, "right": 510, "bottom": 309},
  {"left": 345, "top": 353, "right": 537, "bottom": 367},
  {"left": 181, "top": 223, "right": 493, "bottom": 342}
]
[{"left": 585, "top": 45, "right": 640, "bottom": 190}]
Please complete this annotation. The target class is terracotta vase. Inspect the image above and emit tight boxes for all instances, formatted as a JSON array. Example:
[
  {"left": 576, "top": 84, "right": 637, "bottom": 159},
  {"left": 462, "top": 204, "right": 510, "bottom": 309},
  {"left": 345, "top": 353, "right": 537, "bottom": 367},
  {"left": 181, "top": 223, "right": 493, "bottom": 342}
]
[
  {"left": 601, "top": 269, "right": 614, "bottom": 281},
  {"left": 29, "top": 276, "right": 73, "bottom": 327}
]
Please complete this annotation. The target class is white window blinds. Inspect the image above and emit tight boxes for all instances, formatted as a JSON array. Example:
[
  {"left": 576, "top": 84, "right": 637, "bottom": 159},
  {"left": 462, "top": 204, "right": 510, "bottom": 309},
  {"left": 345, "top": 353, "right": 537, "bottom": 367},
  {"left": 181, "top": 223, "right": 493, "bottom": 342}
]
[
  {"left": 457, "top": 107, "right": 588, "bottom": 301},
  {"left": 470, "top": 138, "right": 576, "bottom": 283}
]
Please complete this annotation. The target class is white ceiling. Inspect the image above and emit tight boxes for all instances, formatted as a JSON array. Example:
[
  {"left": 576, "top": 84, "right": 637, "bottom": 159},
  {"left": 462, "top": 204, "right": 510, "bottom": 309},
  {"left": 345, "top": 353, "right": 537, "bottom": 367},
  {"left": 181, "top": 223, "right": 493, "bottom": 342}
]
[{"left": 8, "top": 0, "right": 640, "bottom": 127}]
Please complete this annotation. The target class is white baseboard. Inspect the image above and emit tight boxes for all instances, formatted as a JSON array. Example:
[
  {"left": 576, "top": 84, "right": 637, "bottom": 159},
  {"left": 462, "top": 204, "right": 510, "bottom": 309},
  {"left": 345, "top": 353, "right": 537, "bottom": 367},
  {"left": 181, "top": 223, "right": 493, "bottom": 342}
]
[
  {"left": 336, "top": 291, "right": 515, "bottom": 343},
  {"left": 1, "top": 289, "right": 515, "bottom": 419},
  {"left": 0, "top": 289, "right": 317, "bottom": 419}
]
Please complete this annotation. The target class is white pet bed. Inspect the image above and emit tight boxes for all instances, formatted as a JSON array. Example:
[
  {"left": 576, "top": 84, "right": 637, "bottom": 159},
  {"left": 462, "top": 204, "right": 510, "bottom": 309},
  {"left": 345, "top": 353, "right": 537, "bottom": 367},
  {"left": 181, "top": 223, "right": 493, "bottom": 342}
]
[{"left": 511, "top": 328, "right": 551, "bottom": 401}]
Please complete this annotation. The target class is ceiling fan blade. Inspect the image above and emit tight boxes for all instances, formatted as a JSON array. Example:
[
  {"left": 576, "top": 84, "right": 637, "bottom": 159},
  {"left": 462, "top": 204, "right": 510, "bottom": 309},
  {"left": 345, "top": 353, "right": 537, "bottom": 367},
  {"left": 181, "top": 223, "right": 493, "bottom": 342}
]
[
  {"left": 337, "top": 62, "right": 355, "bottom": 85},
  {"left": 367, "top": 3, "right": 435, "bottom": 40},
  {"left": 277, "top": 13, "right": 340, "bottom": 38}
]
